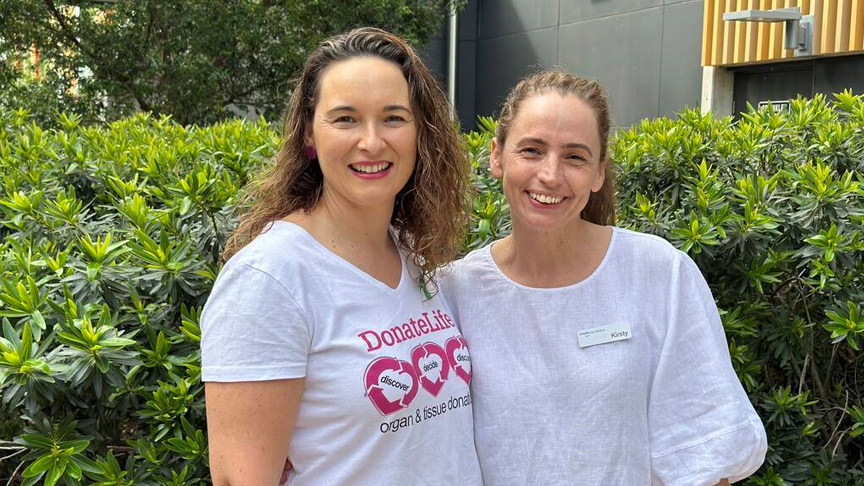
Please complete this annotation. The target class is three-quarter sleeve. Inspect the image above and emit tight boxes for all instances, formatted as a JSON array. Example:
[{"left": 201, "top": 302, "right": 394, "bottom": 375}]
[
  {"left": 201, "top": 262, "right": 312, "bottom": 382},
  {"left": 649, "top": 254, "right": 767, "bottom": 485}
]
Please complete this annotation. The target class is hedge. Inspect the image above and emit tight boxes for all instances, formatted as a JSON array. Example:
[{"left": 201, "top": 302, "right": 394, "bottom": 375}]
[{"left": 1, "top": 92, "right": 863, "bottom": 485}]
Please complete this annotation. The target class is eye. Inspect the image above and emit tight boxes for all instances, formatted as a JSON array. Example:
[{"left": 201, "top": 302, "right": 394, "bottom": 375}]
[
  {"left": 519, "top": 147, "right": 542, "bottom": 156},
  {"left": 566, "top": 153, "right": 587, "bottom": 162},
  {"left": 333, "top": 115, "right": 356, "bottom": 124},
  {"left": 384, "top": 114, "right": 408, "bottom": 125}
]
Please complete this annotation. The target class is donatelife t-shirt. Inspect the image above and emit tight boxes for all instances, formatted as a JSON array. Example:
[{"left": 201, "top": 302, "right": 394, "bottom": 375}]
[{"left": 201, "top": 221, "right": 483, "bottom": 486}]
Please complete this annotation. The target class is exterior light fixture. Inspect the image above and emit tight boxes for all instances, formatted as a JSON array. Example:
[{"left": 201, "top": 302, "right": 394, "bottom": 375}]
[{"left": 723, "top": 7, "right": 813, "bottom": 57}]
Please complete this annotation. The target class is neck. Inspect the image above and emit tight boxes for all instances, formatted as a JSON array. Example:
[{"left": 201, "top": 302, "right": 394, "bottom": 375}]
[
  {"left": 492, "top": 218, "right": 610, "bottom": 288},
  {"left": 295, "top": 191, "right": 396, "bottom": 252}
]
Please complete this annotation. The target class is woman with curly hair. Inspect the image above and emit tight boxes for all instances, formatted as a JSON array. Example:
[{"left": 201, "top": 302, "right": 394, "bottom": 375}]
[{"left": 201, "top": 28, "right": 483, "bottom": 485}]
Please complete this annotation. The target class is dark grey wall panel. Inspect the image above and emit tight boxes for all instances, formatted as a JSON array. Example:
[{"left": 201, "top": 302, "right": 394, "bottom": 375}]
[
  {"left": 459, "top": 0, "right": 479, "bottom": 41},
  {"left": 475, "top": 27, "right": 559, "bottom": 117},
  {"left": 815, "top": 54, "right": 864, "bottom": 95},
  {"left": 560, "top": 0, "right": 663, "bottom": 24},
  {"left": 419, "top": 33, "right": 448, "bottom": 85},
  {"left": 558, "top": 7, "right": 664, "bottom": 126},
  {"left": 731, "top": 54, "right": 864, "bottom": 116},
  {"left": 457, "top": 40, "right": 478, "bottom": 128},
  {"left": 428, "top": 0, "right": 707, "bottom": 128},
  {"left": 734, "top": 65, "right": 813, "bottom": 115},
  {"left": 478, "top": 0, "right": 560, "bottom": 39},
  {"left": 659, "top": 0, "right": 703, "bottom": 117}
]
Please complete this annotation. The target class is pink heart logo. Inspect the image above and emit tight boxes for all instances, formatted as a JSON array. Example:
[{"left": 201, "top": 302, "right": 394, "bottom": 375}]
[
  {"left": 445, "top": 336, "right": 472, "bottom": 385},
  {"left": 364, "top": 356, "right": 419, "bottom": 416},
  {"left": 411, "top": 342, "right": 450, "bottom": 397}
]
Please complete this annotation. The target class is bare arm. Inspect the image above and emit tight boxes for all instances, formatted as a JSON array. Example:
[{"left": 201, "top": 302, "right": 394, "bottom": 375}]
[
  {"left": 206, "top": 379, "right": 305, "bottom": 486},
  {"left": 713, "top": 479, "right": 730, "bottom": 486}
]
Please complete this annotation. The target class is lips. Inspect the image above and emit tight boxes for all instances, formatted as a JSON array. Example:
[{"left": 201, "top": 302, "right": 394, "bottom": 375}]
[
  {"left": 526, "top": 190, "right": 567, "bottom": 209},
  {"left": 528, "top": 192, "right": 565, "bottom": 204},
  {"left": 350, "top": 162, "right": 392, "bottom": 173}
]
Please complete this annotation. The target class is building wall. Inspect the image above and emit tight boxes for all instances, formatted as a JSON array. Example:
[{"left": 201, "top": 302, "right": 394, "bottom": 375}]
[
  {"left": 457, "top": 0, "right": 705, "bottom": 128},
  {"left": 419, "top": 1, "right": 481, "bottom": 130}
]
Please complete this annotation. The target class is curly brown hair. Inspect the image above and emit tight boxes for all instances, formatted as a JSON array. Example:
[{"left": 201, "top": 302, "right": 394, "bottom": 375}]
[
  {"left": 222, "top": 27, "right": 470, "bottom": 284},
  {"left": 495, "top": 69, "right": 616, "bottom": 226}
]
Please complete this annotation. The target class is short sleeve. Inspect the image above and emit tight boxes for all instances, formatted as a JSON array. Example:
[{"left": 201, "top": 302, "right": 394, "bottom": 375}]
[
  {"left": 649, "top": 254, "right": 767, "bottom": 486},
  {"left": 200, "top": 262, "right": 311, "bottom": 382}
]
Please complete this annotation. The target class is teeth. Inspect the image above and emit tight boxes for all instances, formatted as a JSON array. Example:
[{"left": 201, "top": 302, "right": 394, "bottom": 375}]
[
  {"left": 529, "top": 193, "right": 563, "bottom": 204},
  {"left": 352, "top": 163, "right": 390, "bottom": 173}
]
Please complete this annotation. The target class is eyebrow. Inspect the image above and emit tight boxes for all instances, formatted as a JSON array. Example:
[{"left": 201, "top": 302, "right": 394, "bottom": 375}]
[
  {"left": 325, "top": 104, "right": 412, "bottom": 115},
  {"left": 517, "top": 137, "right": 594, "bottom": 157}
]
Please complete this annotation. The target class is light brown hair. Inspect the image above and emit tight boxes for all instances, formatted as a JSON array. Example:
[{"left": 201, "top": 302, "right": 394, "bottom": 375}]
[
  {"left": 495, "top": 69, "right": 615, "bottom": 225},
  {"left": 223, "top": 27, "right": 470, "bottom": 284}
]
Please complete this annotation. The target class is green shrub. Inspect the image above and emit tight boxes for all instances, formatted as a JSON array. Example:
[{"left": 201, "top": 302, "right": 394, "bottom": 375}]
[
  {"left": 0, "top": 109, "right": 277, "bottom": 485},
  {"left": 1, "top": 92, "right": 864, "bottom": 485},
  {"left": 612, "top": 94, "right": 864, "bottom": 484}
]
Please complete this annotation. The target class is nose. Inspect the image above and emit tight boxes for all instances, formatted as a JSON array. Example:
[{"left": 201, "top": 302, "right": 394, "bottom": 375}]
[
  {"left": 358, "top": 122, "right": 385, "bottom": 154},
  {"left": 536, "top": 155, "right": 563, "bottom": 186}
]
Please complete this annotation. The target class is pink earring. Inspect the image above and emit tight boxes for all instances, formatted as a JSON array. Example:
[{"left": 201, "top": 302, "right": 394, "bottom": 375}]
[{"left": 305, "top": 146, "right": 317, "bottom": 160}]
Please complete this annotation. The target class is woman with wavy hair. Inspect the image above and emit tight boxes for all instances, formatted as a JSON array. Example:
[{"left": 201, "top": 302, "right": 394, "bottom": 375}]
[{"left": 201, "top": 28, "right": 482, "bottom": 485}]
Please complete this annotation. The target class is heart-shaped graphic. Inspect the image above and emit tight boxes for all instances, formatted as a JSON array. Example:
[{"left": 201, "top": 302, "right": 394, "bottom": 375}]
[
  {"left": 411, "top": 342, "right": 450, "bottom": 397},
  {"left": 364, "top": 356, "right": 419, "bottom": 416},
  {"left": 445, "top": 336, "right": 472, "bottom": 385}
]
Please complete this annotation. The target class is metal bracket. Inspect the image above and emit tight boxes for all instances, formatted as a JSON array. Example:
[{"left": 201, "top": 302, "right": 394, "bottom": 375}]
[
  {"left": 788, "top": 15, "right": 814, "bottom": 57},
  {"left": 723, "top": 7, "right": 813, "bottom": 57}
]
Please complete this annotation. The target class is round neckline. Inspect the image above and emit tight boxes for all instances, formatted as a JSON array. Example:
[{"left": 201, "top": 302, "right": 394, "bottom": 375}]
[
  {"left": 482, "top": 226, "right": 619, "bottom": 293},
  {"left": 269, "top": 220, "right": 409, "bottom": 293}
]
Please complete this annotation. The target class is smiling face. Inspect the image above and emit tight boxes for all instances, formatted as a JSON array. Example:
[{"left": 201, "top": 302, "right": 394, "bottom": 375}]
[
  {"left": 491, "top": 92, "right": 606, "bottom": 232},
  {"left": 309, "top": 56, "right": 418, "bottom": 212}
]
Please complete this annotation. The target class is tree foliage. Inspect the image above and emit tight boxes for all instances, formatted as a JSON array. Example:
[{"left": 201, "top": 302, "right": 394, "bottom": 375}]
[{"left": 0, "top": 0, "right": 455, "bottom": 126}]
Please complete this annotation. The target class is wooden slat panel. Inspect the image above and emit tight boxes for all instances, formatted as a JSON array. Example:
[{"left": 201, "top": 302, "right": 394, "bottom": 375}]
[
  {"left": 812, "top": 0, "right": 823, "bottom": 54},
  {"left": 836, "top": 0, "right": 853, "bottom": 53},
  {"left": 769, "top": 0, "right": 785, "bottom": 59},
  {"left": 701, "top": 0, "right": 864, "bottom": 67},
  {"left": 821, "top": 0, "right": 837, "bottom": 53},
  {"left": 852, "top": 0, "right": 864, "bottom": 50},
  {"left": 702, "top": 0, "right": 717, "bottom": 65},
  {"left": 745, "top": 0, "right": 761, "bottom": 62},
  {"left": 781, "top": 0, "right": 799, "bottom": 59},
  {"left": 757, "top": 5, "right": 771, "bottom": 61},
  {"left": 723, "top": 0, "right": 737, "bottom": 64},
  {"left": 712, "top": 0, "right": 726, "bottom": 64},
  {"left": 734, "top": 0, "right": 748, "bottom": 62}
]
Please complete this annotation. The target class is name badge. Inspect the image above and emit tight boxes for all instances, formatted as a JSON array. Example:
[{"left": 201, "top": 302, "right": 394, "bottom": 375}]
[{"left": 577, "top": 322, "right": 632, "bottom": 348}]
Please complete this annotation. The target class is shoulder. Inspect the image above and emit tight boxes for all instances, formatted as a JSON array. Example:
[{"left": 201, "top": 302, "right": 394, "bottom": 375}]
[
  {"left": 218, "top": 221, "right": 324, "bottom": 292},
  {"left": 437, "top": 244, "right": 497, "bottom": 307},
  {"left": 441, "top": 244, "right": 495, "bottom": 283},
  {"left": 612, "top": 227, "right": 680, "bottom": 256},
  {"left": 202, "top": 224, "right": 313, "bottom": 344},
  {"left": 227, "top": 222, "right": 309, "bottom": 273},
  {"left": 609, "top": 227, "right": 690, "bottom": 271}
]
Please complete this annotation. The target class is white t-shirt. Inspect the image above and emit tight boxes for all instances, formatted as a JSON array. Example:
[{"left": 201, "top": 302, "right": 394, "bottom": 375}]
[
  {"left": 441, "top": 227, "right": 767, "bottom": 486},
  {"left": 201, "top": 221, "right": 483, "bottom": 486}
]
